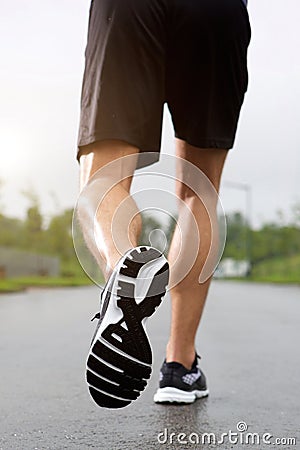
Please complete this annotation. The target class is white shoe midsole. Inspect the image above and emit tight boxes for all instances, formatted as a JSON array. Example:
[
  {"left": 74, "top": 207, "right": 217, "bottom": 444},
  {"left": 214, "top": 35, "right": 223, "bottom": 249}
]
[{"left": 153, "top": 387, "right": 209, "bottom": 403}]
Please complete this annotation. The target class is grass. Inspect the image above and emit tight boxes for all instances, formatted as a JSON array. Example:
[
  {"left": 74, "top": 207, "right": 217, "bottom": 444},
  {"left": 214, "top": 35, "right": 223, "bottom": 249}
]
[
  {"left": 0, "top": 279, "right": 24, "bottom": 293},
  {"left": 221, "top": 254, "right": 300, "bottom": 285},
  {"left": 250, "top": 253, "right": 300, "bottom": 284},
  {"left": 1, "top": 255, "right": 299, "bottom": 293},
  {"left": 0, "top": 259, "right": 105, "bottom": 293},
  {"left": 0, "top": 274, "right": 94, "bottom": 293}
]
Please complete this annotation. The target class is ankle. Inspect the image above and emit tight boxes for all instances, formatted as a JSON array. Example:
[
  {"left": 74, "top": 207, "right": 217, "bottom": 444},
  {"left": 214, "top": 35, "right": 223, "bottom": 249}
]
[{"left": 166, "top": 343, "right": 196, "bottom": 370}]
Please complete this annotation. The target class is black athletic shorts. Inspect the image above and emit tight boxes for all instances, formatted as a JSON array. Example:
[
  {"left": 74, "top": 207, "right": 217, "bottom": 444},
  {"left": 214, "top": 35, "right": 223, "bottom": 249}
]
[{"left": 77, "top": 0, "right": 251, "bottom": 169}]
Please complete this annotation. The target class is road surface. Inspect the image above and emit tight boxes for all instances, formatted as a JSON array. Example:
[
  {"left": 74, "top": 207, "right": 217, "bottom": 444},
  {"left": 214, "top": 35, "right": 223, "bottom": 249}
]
[{"left": 0, "top": 281, "right": 299, "bottom": 449}]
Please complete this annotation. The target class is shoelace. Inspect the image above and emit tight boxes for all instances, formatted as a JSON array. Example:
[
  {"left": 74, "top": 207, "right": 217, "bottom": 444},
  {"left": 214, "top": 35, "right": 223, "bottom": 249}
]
[
  {"left": 190, "top": 352, "right": 202, "bottom": 369},
  {"left": 91, "top": 312, "right": 100, "bottom": 322},
  {"left": 90, "top": 288, "right": 105, "bottom": 322}
]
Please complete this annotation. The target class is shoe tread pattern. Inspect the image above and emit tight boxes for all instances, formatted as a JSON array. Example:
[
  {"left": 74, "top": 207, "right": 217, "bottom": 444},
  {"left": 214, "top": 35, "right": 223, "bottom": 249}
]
[
  {"left": 102, "top": 262, "right": 169, "bottom": 363},
  {"left": 120, "top": 247, "right": 161, "bottom": 278},
  {"left": 89, "top": 386, "right": 131, "bottom": 409},
  {"left": 86, "top": 370, "right": 140, "bottom": 400},
  {"left": 87, "top": 341, "right": 150, "bottom": 408},
  {"left": 87, "top": 354, "right": 147, "bottom": 391},
  {"left": 87, "top": 248, "right": 169, "bottom": 409}
]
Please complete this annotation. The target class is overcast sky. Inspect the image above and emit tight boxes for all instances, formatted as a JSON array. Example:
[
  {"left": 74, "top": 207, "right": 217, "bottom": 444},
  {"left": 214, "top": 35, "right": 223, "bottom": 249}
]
[{"left": 0, "top": 0, "right": 299, "bottom": 228}]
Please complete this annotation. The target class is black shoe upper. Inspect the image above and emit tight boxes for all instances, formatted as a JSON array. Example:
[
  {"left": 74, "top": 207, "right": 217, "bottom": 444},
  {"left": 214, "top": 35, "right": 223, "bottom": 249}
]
[{"left": 159, "top": 355, "right": 207, "bottom": 392}]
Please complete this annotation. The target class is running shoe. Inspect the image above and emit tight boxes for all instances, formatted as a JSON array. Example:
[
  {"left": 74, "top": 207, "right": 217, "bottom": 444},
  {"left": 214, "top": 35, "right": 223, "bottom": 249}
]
[
  {"left": 153, "top": 355, "right": 209, "bottom": 404},
  {"left": 86, "top": 246, "right": 169, "bottom": 409}
]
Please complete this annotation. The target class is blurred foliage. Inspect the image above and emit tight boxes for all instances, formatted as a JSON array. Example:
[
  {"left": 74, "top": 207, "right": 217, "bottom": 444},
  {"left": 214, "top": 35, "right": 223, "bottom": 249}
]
[
  {"left": 223, "top": 207, "right": 300, "bottom": 265},
  {"left": 0, "top": 189, "right": 299, "bottom": 280},
  {"left": 251, "top": 254, "right": 300, "bottom": 283},
  {"left": 0, "top": 193, "right": 78, "bottom": 277}
]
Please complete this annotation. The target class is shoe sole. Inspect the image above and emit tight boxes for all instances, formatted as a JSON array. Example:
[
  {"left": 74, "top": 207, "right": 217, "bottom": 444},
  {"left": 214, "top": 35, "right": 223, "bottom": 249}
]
[
  {"left": 86, "top": 246, "right": 169, "bottom": 409},
  {"left": 153, "top": 387, "right": 209, "bottom": 404}
]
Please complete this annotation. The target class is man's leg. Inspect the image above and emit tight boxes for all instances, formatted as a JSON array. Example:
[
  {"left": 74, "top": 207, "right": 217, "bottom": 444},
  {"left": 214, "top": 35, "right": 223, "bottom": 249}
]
[
  {"left": 79, "top": 139, "right": 170, "bottom": 409},
  {"left": 78, "top": 139, "right": 142, "bottom": 279},
  {"left": 166, "top": 140, "right": 228, "bottom": 369}
]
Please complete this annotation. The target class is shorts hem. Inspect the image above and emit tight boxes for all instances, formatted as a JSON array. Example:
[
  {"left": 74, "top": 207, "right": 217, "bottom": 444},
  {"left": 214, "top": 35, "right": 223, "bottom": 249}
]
[
  {"left": 174, "top": 134, "right": 234, "bottom": 150},
  {"left": 77, "top": 133, "right": 160, "bottom": 169}
]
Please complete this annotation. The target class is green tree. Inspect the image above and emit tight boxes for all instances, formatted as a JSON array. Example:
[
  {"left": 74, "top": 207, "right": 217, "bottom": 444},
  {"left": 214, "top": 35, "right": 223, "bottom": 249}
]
[
  {"left": 223, "top": 211, "right": 249, "bottom": 260},
  {"left": 0, "top": 215, "right": 25, "bottom": 247},
  {"left": 291, "top": 202, "right": 300, "bottom": 227},
  {"left": 0, "top": 178, "right": 4, "bottom": 213},
  {"left": 22, "top": 192, "right": 44, "bottom": 252},
  {"left": 46, "top": 209, "right": 75, "bottom": 261}
]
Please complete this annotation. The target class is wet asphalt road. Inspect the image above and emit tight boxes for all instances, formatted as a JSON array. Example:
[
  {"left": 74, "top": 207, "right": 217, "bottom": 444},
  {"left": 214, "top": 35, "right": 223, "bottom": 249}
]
[{"left": 0, "top": 281, "right": 299, "bottom": 450}]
